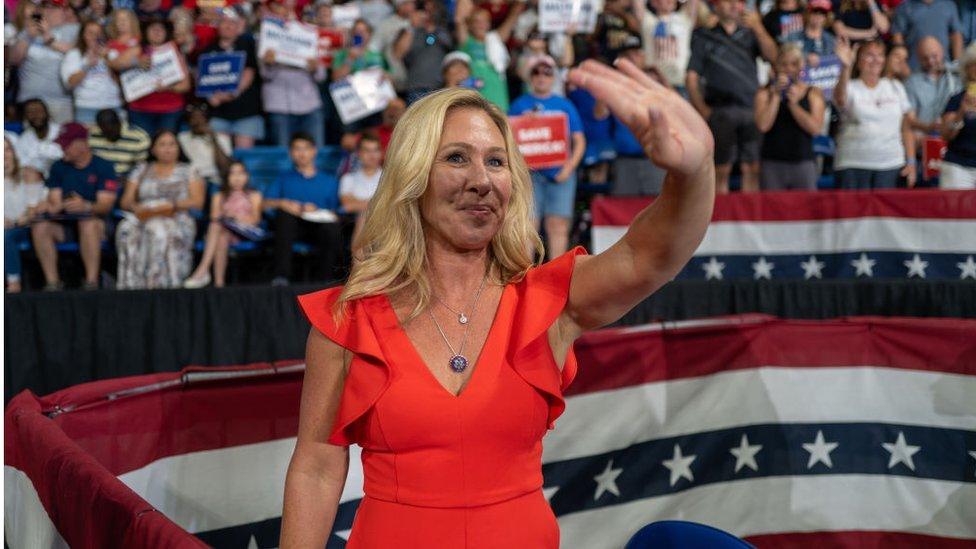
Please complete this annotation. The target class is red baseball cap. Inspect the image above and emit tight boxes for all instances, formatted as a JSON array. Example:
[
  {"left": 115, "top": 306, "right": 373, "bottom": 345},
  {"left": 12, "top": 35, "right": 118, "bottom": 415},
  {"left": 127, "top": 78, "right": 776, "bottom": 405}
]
[
  {"left": 808, "top": 0, "right": 831, "bottom": 11},
  {"left": 54, "top": 123, "right": 89, "bottom": 150}
]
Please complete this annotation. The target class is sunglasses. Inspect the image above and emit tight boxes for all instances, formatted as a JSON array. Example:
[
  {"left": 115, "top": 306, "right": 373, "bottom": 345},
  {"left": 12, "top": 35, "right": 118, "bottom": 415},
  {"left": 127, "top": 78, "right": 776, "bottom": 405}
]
[{"left": 531, "top": 66, "right": 554, "bottom": 76}]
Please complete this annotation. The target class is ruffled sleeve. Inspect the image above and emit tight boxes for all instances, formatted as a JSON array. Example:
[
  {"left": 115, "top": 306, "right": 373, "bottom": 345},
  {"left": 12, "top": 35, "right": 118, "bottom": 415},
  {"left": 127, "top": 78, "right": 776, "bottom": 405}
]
[
  {"left": 508, "top": 246, "right": 587, "bottom": 430},
  {"left": 297, "top": 288, "right": 391, "bottom": 446}
]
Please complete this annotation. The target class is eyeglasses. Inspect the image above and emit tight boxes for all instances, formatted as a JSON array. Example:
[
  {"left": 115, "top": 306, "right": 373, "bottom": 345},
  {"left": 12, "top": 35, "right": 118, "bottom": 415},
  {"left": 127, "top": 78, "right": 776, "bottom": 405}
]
[{"left": 531, "top": 66, "right": 554, "bottom": 76}]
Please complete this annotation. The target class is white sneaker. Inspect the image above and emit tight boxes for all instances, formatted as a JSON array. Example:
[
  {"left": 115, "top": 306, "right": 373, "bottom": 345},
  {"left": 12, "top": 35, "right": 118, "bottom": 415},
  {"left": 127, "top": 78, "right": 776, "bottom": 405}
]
[{"left": 183, "top": 273, "right": 211, "bottom": 289}]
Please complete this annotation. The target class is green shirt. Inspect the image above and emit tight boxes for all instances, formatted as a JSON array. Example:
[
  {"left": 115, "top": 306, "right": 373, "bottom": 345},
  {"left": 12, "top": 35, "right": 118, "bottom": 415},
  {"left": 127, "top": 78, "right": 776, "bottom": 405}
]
[
  {"left": 462, "top": 37, "right": 509, "bottom": 112},
  {"left": 331, "top": 49, "right": 387, "bottom": 75}
]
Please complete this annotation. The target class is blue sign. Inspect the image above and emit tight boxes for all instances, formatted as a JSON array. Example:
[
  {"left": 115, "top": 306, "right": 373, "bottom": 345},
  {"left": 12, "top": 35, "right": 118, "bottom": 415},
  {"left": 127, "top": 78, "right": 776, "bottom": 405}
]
[
  {"left": 802, "top": 55, "right": 843, "bottom": 102},
  {"left": 195, "top": 51, "right": 246, "bottom": 97}
]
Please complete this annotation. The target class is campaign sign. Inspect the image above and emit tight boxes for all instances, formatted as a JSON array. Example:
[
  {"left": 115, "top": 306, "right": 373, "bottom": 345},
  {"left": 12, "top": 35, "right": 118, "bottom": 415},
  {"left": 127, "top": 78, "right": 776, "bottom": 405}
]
[
  {"left": 196, "top": 51, "right": 246, "bottom": 97},
  {"left": 318, "top": 29, "right": 344, "bottom": 66},
  {"left": 258, "top": 18, "right": 319, "bottom": 69},
  {"left": 539, "top": 0, "right": 599, "bottom": 33},
  {"left": 509, "top": 112, "right": 570, "bottom": 170},
  {"left": 329, "top": 68, "right": 397, "bottom": 124},
  {"left": 119, "top": 43, "right": 188, "bottom": 102},
  {"left": 802, "top": 55, "right": 843, "bottom": 101},
  {"left": 922, "top": 136, "right": 948, "bottom": 180},
  {"left": 331, "top": 4, "right": 361, "bottom": 29}
]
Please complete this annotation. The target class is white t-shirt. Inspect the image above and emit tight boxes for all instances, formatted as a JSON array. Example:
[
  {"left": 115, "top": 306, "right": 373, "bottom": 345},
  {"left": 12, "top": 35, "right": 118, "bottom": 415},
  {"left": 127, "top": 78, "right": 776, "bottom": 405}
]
[
  {"left": 60, "top": 49, "right": 124, "bottom": 111},
  {"left": 16, "top": 24, "right": 79, "bottom": 103},
  {"left": 17, "top": 122, "right": 63, "bottom": 176},
  {"left": 339, "top": 168, "right": 382, "bottom": 201},
  {"left": 640, "top": 9, "right": 693, "bottom": 88},
  {"left": 4, "top": 179, "right": 48, "bottom": 222},
  {"left": 177, "top": 131, "right": 233, "bottom": 181},
  {"left": 834, "top": 78, "right": 912, "bottom": 171}
]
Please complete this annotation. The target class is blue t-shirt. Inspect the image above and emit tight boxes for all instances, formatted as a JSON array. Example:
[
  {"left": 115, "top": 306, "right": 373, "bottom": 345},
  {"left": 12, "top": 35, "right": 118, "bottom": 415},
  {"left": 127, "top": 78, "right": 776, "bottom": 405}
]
[
  {"left": 892, "top": 0, "right": 961, "bottom": 69},
  {"left": 943, "top": 92, "right": 976, "bottom": 168},
  {"left": 802, "top": 31, "right": 836, "bottom": 58},
  {"left": 568, "top": 88, "right": 616, "bottom": 165},
  {"left": 509, "top": 93, "right": 584, "bottom": 179},
  {"left": 265, "top": 168, "right": 339, "bottom": 211},
  {"left": 45, "top": 155, "right": 120, "bottom": 202},
  {"left": 612, "top": 117, "right": 644, "bottom": 157}
]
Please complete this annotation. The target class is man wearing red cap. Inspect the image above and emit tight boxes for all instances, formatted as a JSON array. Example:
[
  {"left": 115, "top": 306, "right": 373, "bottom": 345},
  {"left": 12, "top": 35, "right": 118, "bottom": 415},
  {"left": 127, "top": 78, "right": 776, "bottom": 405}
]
[{"left": 30, "top": 123, "right": 119, "bottom": 290}]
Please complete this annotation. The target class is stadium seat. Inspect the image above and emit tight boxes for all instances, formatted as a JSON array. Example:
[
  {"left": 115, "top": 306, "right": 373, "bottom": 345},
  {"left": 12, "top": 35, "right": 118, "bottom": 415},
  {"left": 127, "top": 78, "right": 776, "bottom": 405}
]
[
  {"left": 234, "top": 146, "right": 346, "bottom": 193},
  {"left": 625, "top": 520, "right": 754, "bottom": 549}
]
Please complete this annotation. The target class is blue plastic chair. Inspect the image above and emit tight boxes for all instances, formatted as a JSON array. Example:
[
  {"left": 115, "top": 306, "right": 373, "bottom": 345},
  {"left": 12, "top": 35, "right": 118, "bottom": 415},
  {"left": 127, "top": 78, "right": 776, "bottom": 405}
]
[{"left": 625, "top": 520, "right": 755, "bottom": 549}]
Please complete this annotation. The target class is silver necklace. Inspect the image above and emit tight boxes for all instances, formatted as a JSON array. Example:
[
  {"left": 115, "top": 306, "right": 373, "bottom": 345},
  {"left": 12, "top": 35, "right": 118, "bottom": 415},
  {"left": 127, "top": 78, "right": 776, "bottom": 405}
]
[
  {"left": 435, "top": 273, "right": 488, "bottom": 324},
  {"left": 428, "top": 275, "right": 488, "bottom": 373}
]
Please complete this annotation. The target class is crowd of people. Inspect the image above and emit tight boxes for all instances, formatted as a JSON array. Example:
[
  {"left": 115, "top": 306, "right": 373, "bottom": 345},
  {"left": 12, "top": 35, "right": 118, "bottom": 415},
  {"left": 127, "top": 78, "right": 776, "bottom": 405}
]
[{"left": 4, "top": 0, "right": 976, "bottom": 292}]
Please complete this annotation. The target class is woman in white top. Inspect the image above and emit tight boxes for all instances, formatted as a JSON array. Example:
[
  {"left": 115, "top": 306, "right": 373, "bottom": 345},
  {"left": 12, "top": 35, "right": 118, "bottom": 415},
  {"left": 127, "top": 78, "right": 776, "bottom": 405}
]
[
  {"left": 61, "top": 20, "right": 124, "bottom": 125},
  {"left": 833, "top": 38, "right": 916, "bottom": 189},
  {"left": 339, "top": 133, "right": 384, "bottom": 251},
  {"left": 5, "top": 136, "right": 48, "bottom": 293}
]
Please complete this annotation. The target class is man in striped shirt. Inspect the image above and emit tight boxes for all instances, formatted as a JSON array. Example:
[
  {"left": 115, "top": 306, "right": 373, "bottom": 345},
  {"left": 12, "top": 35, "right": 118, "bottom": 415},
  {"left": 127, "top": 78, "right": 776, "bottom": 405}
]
[{"left": 87, "top": 109, "right": 150, "bottom": 179}]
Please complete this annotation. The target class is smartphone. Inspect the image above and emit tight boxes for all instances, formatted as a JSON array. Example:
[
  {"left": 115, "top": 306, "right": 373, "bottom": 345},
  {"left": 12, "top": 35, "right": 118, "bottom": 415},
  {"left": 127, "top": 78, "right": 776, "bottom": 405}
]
[
  {"left": 31, "top": 12, "right": 43, "bottom": 23},
  {"left": 352, "top": 34, "right": 364, "bottom": 47}
]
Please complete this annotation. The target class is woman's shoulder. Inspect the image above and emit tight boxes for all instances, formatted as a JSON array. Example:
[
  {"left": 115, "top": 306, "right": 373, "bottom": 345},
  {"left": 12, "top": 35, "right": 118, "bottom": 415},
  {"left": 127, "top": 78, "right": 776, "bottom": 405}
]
[{"left": 129, "top": 162, "right": 149, "bottom": 181}]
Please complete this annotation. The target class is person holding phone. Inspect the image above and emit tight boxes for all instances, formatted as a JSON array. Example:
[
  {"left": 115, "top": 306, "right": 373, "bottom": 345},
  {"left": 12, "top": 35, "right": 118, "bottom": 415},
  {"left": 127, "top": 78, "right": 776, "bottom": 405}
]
[
  {"left": 7, "top": 0, "right": 80, "bottom": 124},
  {"left": 30, "top": 123, "right": 120, "bottom": 291},
  {"left": 754, "top": 44, "right": 826, "bottom": 191},
  {"left": 331, "top": 18, "right": 387, "bottom": 81},
  {"left": 938, "top": 45, "right": 976, "bottom": 189},
  {"left": 60, "top": 20, "right": 124, "bottom": 125}
]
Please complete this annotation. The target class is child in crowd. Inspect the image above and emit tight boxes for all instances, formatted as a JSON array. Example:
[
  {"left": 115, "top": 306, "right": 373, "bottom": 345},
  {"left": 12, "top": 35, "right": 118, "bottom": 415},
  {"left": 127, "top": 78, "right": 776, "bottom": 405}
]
[
  {"left": 339, "top": 133, "right": 384, "bottom": 253},
  {"left": 184, "top": 161, "right": 262, "bottom": 288}
]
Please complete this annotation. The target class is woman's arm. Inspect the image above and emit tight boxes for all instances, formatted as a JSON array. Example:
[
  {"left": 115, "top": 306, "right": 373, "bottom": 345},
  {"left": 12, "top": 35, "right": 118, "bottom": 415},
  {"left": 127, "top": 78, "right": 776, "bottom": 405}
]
[
  {"left": 61, "top": 50, "right": 87, "bottom": 90},
  {"left": 832, "top": 20, "right": 878, "bottom": 41},
  {"left": 166, "top": 75, "right": 192, "bottom": 94},
  {"left": 119, "top": 178, "right": 141, "bottom": 212},
  {"left": 495, "top": 2, "right": 525, "bottom": 43},
  {"left": 280, "top": 330, "right": 350, "bottom": 548},
  {"left": 340, "top": 194, "right": 369, "bottom": 213},
  {"left": 832, "top": 38, "right": 854, "bottom": 110},
  {"left": 900, "top": 112, "right": 917, "bottom": 187},
  {"left": 559, "top": 59, "right": 715, "bottom": 335},
  {"left": 786, "top": 86, "right": 826, "bottom": 135},
  {"left": 107, "top": 46, "right": 140, "bottom": 72},
  {"left": 454, "top": 0, "right": 472, "bottom": 45},
  {"left": 754, "top": 86, "right": 780, "bottom": 133},
  {"left": 175, "top": 177, "right": 206, "bottom": 211},
  {"left": 867, "top": 0, "right": 890, "bottom": 34},
  {"left": 208, "top": 192, "right": 223, "bottom": 221}
]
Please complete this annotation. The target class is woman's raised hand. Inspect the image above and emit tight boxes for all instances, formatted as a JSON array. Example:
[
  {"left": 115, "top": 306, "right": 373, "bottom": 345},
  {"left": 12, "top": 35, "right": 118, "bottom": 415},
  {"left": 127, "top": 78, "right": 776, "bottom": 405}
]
[{"left": 568, "top": 58, "right": 714, "bottom": 177}]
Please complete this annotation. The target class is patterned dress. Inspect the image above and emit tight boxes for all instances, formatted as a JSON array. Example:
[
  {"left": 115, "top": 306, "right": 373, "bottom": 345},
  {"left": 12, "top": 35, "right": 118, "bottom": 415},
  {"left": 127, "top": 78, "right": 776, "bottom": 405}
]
[{"left": 116, "top": 163, "right": 197, "bottom": 289}]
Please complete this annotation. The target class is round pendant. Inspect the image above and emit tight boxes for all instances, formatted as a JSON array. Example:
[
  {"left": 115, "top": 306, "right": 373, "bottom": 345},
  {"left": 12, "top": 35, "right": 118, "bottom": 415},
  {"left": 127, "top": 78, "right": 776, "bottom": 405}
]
[
  {"left": 458, "top": 313, "right": 468, "bottom": 325},
  {"left": 449, "top": 355, "right": 469, "bottom": 373}
]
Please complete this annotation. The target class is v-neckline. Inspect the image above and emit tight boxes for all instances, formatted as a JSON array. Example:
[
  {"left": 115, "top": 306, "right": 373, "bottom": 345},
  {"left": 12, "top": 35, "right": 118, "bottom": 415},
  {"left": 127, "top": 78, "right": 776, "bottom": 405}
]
[{"left": 378, "top": 285, "right": 511, "bottom": 399}]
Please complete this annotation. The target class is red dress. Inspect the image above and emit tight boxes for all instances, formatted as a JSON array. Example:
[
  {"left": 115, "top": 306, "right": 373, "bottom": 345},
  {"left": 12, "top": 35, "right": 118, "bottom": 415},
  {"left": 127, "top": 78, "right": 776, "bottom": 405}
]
[{"left": 297, "top": 247, "right": 585, "bottom": 548}]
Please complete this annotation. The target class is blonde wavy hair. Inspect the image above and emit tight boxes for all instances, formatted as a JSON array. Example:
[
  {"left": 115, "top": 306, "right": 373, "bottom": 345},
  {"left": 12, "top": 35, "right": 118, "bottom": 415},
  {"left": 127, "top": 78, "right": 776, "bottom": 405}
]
[{"left": 337, "top": 88, "right": 543, "bottom": 320}]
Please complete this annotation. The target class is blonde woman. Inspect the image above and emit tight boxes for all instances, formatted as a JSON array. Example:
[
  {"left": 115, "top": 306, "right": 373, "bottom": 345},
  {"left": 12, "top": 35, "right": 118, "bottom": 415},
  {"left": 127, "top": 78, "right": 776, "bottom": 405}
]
[
  {"left": 5, "top": 137, "right": 47, "bottom": 293},
  {"left": 280, "top": 59, "right": 715, "bottom": 547},
  {"left": 105, "top": 9, "right": 142, "bottom": 74},
  {"left": 754, "top": 44, "right": 826, "bottom": 190}
]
